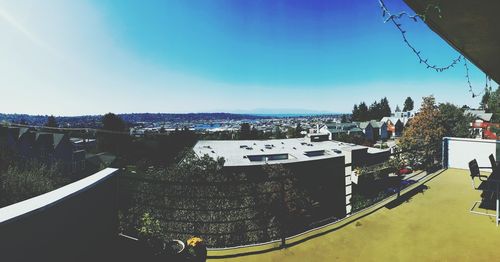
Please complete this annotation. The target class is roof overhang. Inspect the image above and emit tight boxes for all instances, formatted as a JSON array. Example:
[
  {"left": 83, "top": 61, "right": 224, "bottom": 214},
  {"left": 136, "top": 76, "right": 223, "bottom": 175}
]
[{"left": 404, "top": 0, "right": 500, "bottom": 83}]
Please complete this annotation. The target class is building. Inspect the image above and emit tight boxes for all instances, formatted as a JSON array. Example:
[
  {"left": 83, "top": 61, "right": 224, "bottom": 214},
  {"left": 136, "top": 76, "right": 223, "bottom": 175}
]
[
  {"left": 381, "top": 117, "right": 405, "bottom": 137},
  {"left": 193, "top": 138, "right": 390, "bottom": 217},
  {"left": 0, "top": 126, "right": 85, "bottom": 173},
  {"left": 357, "top": 122, "right": 374, "bottom": 141},
  {"left": 321, "top": 123, "right": 364, "bottom": 140},
  {"left": 465, "top": 109, "right": 497, "bottom": 139},
  {"left": 370, "top": 120, "right": 388, "bottom": 140}
]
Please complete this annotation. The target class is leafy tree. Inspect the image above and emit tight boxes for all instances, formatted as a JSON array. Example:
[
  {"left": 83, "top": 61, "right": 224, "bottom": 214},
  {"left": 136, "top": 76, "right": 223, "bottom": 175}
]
[
  {"left": 484, "top": 86, "right": 500, "bottom": 122},
  {"left": 295, "top": 123, "right": 303, "bottom": 137},
  {"left": 438, "top": 103, "right": 474, "bottom": 138},
  {"left": 480, "top": 86, "right": 491, "bottom": 110},
  {"left": 250, "top": 126, "right": 259, "bottom": 139},
  {"left": 399, "top": 96, "right": 444, "bottom": 169},
  {"left": 403, "top": 97, "right": 414, "bottom": 111},
  {"left": 239, "top": 123, "right": 251, "bottom": 139},
  {"left": 99, "top": 113, "right": 128, "bottom": 154},
  {"left": 46, "top": 115, "right": 58, "bottom": 128},
  {"left": 102, "top": 113, "right": 126, "bottom": 131}
]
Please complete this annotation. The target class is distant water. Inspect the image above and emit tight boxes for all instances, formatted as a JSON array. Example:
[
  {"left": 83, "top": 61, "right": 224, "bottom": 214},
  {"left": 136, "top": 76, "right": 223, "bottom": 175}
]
[
  {"left": 193, "top": 123, "right": 223, "bottom": 130},
  {"left": 251, "top": 113, "right": 340, "bottom": 118}
]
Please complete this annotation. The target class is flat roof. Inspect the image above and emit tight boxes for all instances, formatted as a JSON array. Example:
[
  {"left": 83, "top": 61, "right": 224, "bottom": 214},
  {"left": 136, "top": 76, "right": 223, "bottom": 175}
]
[{"left": 194, "top": 138, "right": 367, "bottom": 167}]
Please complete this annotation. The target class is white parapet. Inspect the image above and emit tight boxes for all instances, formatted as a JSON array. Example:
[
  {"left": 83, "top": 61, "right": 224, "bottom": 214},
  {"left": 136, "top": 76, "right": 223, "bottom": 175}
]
[{"left": 443, "top": 137, "right": 499, "bottom": 170}]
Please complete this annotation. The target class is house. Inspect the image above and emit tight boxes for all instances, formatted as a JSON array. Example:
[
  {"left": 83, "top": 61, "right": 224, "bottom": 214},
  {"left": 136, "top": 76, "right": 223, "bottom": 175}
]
[
  {"left": 465, "top": 109, "right": 496, "bottom": 139},
  {"left": 357, "top": 122, "right": 374, "bottom": 141},
  {"left": 0, "top": 126, "right": 86, "bottom": 173},
  {"left": 320, "top": 123, "right": 364, "bottom": 140},
  {"left": 369, "top": 120, "right": 388, "bottom": 140},
  {"left": 381, "top": 117, "right": 404, "bottom": 137}
]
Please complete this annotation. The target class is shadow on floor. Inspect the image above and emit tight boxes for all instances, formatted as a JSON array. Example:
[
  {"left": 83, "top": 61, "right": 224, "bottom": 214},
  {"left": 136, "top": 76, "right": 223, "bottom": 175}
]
[{"left": 385, "top": 184, "right": 429, "bottom": 209}]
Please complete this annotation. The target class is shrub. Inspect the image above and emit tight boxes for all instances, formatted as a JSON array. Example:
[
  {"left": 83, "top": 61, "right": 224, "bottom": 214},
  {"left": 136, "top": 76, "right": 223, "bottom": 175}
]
[{"left": 0, "top": 160, "right": 68, "bottom": 207}]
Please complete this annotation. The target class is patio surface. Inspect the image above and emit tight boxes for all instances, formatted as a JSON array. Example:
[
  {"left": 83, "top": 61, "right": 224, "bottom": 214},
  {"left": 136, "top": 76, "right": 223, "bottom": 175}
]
[{"left": 209, "top": 169, "right": 500, "bottom": 261}]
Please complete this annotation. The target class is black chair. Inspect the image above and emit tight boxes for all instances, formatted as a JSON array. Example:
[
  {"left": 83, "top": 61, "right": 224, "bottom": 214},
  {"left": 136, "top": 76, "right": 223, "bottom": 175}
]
[
  {"left": 468, "top": 159, "right": 500, "bottom": 225},
  {"left": 469, "top": 159, "right": 493, "bottom": 190},
  {"left": 489, "top": 154, "right": 498, "bottom": 175}
]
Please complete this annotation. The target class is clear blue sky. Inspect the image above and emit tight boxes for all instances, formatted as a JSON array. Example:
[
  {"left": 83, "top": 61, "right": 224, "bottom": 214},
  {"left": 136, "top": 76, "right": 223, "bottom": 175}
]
[{"left": 0, "top": 0, "right": 493, "bottom": 115}]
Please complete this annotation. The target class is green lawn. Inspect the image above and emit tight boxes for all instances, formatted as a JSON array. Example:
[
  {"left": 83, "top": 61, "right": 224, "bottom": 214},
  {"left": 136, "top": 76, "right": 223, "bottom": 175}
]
[{"left": 210, "top": 169, "right": 500, "bottom": 261}]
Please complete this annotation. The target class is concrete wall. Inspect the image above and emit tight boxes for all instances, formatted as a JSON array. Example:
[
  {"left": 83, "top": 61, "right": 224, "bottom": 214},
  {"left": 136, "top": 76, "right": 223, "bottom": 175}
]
[
  {"left": 442, "top": 137, "right": 499, "bottom": 170},
  {"left": 0, "top": 168, "right": 119, "bottom": 262}
]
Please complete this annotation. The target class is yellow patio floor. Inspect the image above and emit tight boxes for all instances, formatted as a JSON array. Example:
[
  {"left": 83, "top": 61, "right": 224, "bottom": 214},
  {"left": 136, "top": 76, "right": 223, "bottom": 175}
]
[{"left": 209, "top": 169, "right": 500, "bottom": 261}]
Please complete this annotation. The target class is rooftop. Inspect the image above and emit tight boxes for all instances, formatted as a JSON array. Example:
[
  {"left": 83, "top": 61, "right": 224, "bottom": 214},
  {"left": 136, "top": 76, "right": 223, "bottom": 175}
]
[
  {"left": 208, "top": 169, "right": 500, "bottom": 261},
  {"left": 194, "top": 138, "right": 368, "bottom": 167}
]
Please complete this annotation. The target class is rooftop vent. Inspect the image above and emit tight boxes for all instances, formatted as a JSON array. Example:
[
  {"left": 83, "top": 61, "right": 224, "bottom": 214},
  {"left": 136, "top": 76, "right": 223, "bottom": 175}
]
[{"left": 304, "top": 150, "right": 326, "bottom": 157}]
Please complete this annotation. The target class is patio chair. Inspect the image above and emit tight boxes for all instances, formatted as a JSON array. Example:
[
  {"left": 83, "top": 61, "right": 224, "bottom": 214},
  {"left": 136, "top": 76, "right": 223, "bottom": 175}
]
[
  {"left": 468, "top": 159, "right": 500, "bottom": 225},
  {"left": 469, "top": 159, "right": 492, "bottom": 190},
  {"left": 489, "top": 154, "right": 498, "bottom": 175}
]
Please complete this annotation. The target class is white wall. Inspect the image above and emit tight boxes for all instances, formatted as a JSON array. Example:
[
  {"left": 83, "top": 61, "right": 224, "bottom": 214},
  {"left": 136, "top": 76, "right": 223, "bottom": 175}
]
[{"left": 443, "top": 137, "right": 499, "bottom": 170}]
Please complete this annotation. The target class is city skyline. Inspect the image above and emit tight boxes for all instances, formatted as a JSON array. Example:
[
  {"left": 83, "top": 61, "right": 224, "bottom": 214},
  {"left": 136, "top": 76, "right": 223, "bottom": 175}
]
[{"left": 0, "top": 0, "right": 495, "bottom": 116}]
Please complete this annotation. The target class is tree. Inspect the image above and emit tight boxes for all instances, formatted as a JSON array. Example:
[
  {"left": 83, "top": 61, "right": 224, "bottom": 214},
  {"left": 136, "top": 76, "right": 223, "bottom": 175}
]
[
  {"left": 46, "top": 115, "right": 57, "bottom": 128},
  {"left": 480, "top": 86, "right": 491, "bottom": 110},
  {"left": 438, "top": 103, "right": 474, "bottom": 138},
  {"left": 239, "top": 123, "right": 251, "bottom": 139},
  {"left": 395, "top": 105, "right": 401, "bottom": 112},
  {"left": 358, "top": 102, "right": 369, "bottom": 121},
  {"left": 379, "top": 97, "right": 391, "bottom": 118},
  {"left": 102, "top": 113, "right": 126, "bottom": 131},
  {"left": 368, "top": 100, "right": 380, "bottom": 121},
  {"left": 340, "top": 114, "right": 348, "bottom": 123},
  {"left": 403, "top": 97, "right": 414, "bottom": 112},
  {"left": 99, "top": 113, "right": 128, "bottom": 154},
  {"left": 484, "top": 86, "right": 500, "bottom": 122},
  {"left": 399, "top": 96, "right": 444, "bottom": 169},
  {"left": 352, "top": 104, "right": 360, "bottom": 122},
  {"left": 295, "top": 123, "right": 303, "bottom": 137}
]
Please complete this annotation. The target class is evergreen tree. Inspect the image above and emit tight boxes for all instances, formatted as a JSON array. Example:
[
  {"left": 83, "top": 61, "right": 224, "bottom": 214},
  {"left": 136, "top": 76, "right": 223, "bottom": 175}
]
[
  {"left": 379, "top": 97, "right": 391, "bottom": 118},
  {"left": 341, "top": 114, "right": 348, "bottom": 123},
  {"left": 368, "top": 101, "right": 380, "bottom": 121},
  {"left": 352, "top": 104, "right": 359, "bottom": 122},
  {"left": 395, "top": 105, "right": 401, "bottom": 112},
  {"left": 358, "top": 102, "right": 369, "bottom": 121},
  {"left": 403, "top": 97, "right": 414, "bottom": 111}
]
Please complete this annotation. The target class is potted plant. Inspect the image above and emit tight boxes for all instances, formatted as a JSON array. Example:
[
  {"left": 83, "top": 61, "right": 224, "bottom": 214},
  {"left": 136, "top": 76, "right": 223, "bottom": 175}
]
[
  {"left": 137, "top": 213, "right": 185, "bottom": 259},
  {"left": 185, "top": 236, "right": 207, "bottom": 262}
]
